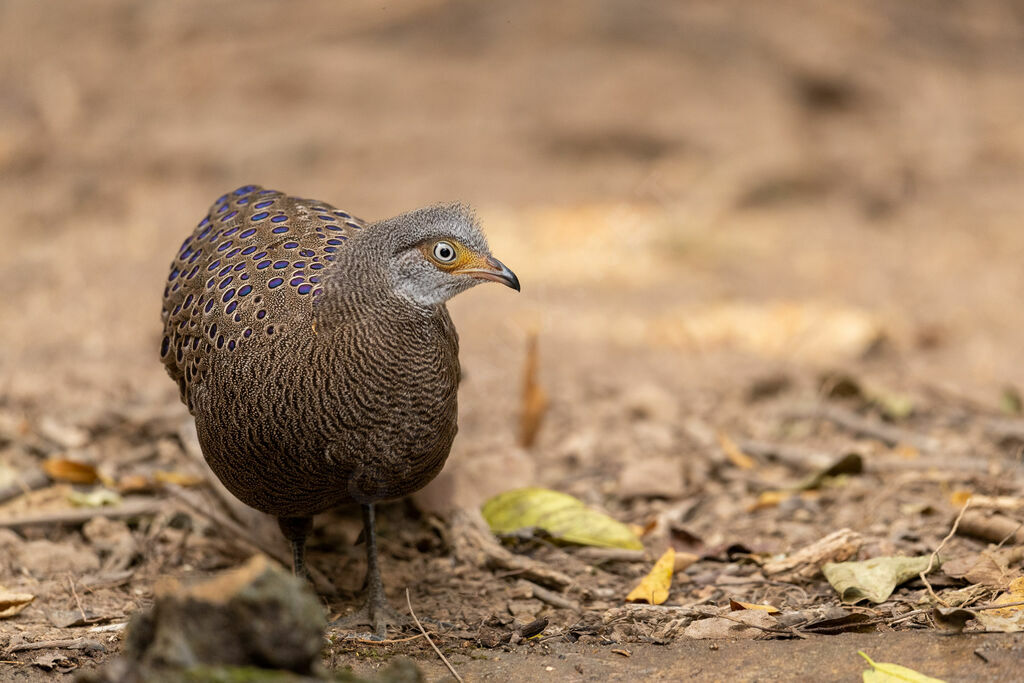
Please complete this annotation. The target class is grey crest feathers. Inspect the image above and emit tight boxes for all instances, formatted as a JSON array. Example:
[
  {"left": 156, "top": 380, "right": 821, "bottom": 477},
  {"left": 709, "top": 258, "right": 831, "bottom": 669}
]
[{"left": 372, "top": 202, "right": 490, "bottom": 255}]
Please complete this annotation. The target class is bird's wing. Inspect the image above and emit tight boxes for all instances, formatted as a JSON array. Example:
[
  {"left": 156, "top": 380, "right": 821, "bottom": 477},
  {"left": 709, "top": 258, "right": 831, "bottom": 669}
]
[{"left": 160, "top": 184, "right": 366, "bottom": 408}]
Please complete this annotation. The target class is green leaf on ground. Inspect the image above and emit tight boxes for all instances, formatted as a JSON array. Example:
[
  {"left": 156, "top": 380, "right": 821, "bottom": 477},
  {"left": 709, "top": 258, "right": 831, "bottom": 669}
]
[
  {"left": 859, "top": 651, "right": 946, "bottom": 682},
  {"left": 823, "top": 555, "right": 934, "bottom": 603},
  {"left": 482, "top": 487, "right": 643, "bottom": 550}
]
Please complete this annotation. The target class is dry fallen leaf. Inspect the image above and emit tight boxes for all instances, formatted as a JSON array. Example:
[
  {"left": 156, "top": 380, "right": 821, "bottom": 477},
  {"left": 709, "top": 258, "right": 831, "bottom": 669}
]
[
  {"left": 950, "top": 490, "right": 973, "bottom": 507},
  {"left": 482, "top": 487, "right": 643, "bottom": 550},
  {"left": 729, "top": 599, "right": 780, "bottom": 614},
  {"left": 931, "top": 607, "right": 975, "bottom": 634},
  {"left": 858, "top": 651, "right": 946, "bottom": 682},
  {"left": 117, "top": 474, "right": 153, "bottom": 493},
  {"left": 518, "top": 330, "right": 548, "bottom": 449},
  {"left": 626, "top": 548, "right": 675, "bottom": 605},
  {"left": 941, "top": 547, "right": 1023, "bottom": 588},
  {"left": 823, "top": 555, "right": 934, "bottom": 604},
  {"left": 154, "top": 470, "right": 205, "bottom": 487},
  {"left": 717, "top": 432, "right": 755, "bottom": 469},
  {"left": 42, "top": 458, "right": 99, "bottom": 484},
  {"left": 975, "top": 576, "right": 1024, "bottom": 632},
  {"left": 747, "top": 490, "right": 793, "bottom": 512},
  {"left": 0, "top": 588, "right": 35, "bottom": 618}
]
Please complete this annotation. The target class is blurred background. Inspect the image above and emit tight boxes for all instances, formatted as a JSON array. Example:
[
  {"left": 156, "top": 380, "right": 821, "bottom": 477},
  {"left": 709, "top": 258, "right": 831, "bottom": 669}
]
[{"left": 3, "top": 0, "right": 1024, "bottom": 470}]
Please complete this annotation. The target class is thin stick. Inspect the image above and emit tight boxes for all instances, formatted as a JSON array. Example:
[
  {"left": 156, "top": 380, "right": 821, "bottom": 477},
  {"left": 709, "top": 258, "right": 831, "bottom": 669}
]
[
  {"left": 0, "top": 498, "right": 161, "bottom": 529},
  {"left": 518, "top": 579, "right": 580, "bottom": 612},
  {"left": 972, "top": 599, "right": 1024, "bottom": 612},
  {"left": 786, "top": 403, "right": 939, "bottom": 452},
  {"left": 8, "top": 638, "right": 104, "bottom": 653},
  {"left": 921, "top": 500, "right": 971, "bottom": 607},
  {"left": 993, "top": 521, "right": 1024, "bottom": 550},
  {"left": 67, "top": 574, "right": 87, "bottom": 623},
  {"left": 406, "top": 588, "right": 462, "bottom": 683}
]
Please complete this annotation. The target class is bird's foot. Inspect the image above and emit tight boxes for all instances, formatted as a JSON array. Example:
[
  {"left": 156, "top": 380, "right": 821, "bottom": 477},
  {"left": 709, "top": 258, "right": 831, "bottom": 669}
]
[{"left": 331, "top": 594, "right": 406, "bottom": 639}]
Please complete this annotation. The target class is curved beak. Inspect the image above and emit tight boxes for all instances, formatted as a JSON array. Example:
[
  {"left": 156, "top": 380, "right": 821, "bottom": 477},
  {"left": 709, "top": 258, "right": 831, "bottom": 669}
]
[{"left": 455, "top": 255, "right": 520, "bottom": 292}]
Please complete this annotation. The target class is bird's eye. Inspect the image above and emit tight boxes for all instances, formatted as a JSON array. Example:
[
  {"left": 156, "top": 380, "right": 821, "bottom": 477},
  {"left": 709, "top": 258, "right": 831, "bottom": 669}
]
[{"left": 432, "top": 241, "right": 457, "bottom": 263}]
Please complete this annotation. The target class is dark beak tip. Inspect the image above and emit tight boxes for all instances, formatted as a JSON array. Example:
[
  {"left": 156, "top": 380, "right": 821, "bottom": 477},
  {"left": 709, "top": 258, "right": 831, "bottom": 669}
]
[{"left": 487, "top": 255, "right": 520, "bottom": 292}]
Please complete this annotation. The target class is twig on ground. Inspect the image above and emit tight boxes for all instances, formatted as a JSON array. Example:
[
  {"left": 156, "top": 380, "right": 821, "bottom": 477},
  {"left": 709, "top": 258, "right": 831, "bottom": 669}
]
[
  {"left": 994, "top": 521, "right": 1024, "bottom": 550},
  {"left": 921, "top": 500, "right": 971, "bottom": 607},
  {"left": 518, "top": 579, "right": 581, "bottom": 611},
  {"left": 0, "top": 498, "right": 161, "bottom": 529},
  {"left": 406, "top": 588, "right": 462, "bottom": 683},
  {"left": 8, "top": 638, "right": 105, "bottom": 654},
  {"left": 957, "top": 510, "right": 1024, "bottom": 545},
  {"left": 971, "top": 600, "right": 1024, "bottom": 612},
  {"left": 738, "top": 437, "right": 1001, "bottom": 476},
  {"left": 785, "top": 403, "right": 939, "bottom": 452},
  {"left": 735, "top": 439, "right": 834, "bottom": 470},
  {"left": 0, "top": 469, "right": 49, "bottom": 505},
  {"left": 66, "top": 575, "right": 87, "bottom": 624}
]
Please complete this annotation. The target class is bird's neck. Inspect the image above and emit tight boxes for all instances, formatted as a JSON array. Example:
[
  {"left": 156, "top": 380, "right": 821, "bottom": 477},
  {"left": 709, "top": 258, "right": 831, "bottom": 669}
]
[{"left": 313, "top": 244, "right": 440, "bottom": 332}]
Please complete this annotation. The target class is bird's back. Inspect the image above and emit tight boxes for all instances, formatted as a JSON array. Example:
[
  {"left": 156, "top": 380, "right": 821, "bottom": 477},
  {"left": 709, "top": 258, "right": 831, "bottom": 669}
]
[{"left": 160, "top": 185, "right": 367, "bottom": 411}]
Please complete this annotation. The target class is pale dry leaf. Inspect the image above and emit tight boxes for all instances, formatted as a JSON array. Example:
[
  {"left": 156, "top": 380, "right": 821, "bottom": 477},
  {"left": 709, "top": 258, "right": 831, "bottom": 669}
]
[
  {"left": 975, "top": 576, "right": 1024, "bottom": 633},
  {"left": 823, "top": 555, "right": 934, "bottom": 604},
  {"left": 729, "top": 599, "right": 780, "bottom": 614},
  {"left": 0, "top": 588, "right": 35, "bottom": 618},
  {"left": 683, "top": 610, "right": 776, "bottom": 640},
  {"left": 626, "top": 548, "right": 675, "bottom": 605}
]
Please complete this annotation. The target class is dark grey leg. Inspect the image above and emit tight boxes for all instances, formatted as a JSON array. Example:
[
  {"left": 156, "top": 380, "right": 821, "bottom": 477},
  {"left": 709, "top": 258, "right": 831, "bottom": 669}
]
[
  {"left": 277, "top": 516, "right": 313, "bottom": 581},
  {"left": 331, "top": 504, "right": 404, "bottom": 637}
]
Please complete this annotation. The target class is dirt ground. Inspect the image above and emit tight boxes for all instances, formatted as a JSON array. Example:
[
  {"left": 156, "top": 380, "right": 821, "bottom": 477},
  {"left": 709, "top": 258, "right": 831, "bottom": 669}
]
[{"left": 3, "top": 1, "right": 1024, "bottom": 681}]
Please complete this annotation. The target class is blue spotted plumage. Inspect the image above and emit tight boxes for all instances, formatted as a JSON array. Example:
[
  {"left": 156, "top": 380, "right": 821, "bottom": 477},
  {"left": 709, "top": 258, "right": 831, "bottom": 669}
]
[{"left": 160, "top": 185, "right": 366, "bottom": 409}]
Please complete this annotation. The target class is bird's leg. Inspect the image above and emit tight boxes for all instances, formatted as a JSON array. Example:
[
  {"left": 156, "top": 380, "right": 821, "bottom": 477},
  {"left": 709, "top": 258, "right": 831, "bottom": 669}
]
[
  {"left": 277, "top": 516, "right": 313, "bottom": 582},
  {"left": 331, "top": 503, "right": 405, "bottom": 637}
]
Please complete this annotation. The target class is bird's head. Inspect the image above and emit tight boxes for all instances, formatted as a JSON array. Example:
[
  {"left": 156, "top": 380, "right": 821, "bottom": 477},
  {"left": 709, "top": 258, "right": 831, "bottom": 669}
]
[{"left": 376, "top": 204, "right": 520, "bottom": 307}]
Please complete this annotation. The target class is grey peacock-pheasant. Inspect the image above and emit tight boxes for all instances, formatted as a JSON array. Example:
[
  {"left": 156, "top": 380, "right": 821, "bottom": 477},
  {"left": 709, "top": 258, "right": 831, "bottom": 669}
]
[{"left": 160, "top": 185, "right": 519, "bottom": 634}]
